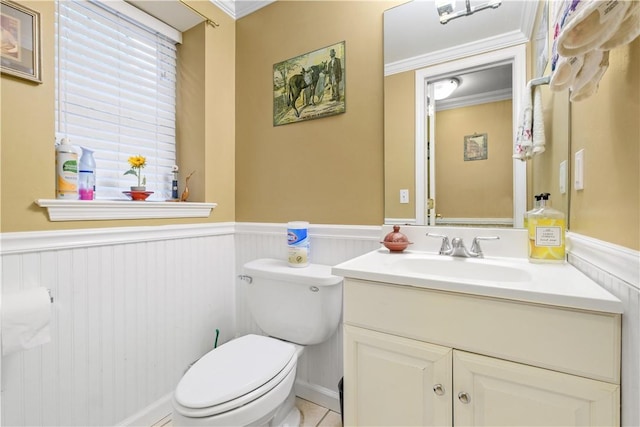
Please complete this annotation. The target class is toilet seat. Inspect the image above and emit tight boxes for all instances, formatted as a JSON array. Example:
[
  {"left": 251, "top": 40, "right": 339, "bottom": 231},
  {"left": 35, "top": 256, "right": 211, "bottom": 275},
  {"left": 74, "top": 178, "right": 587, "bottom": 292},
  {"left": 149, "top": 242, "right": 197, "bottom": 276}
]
[{"left": 173, "top": 334, "right": 297, "bottom": 419}]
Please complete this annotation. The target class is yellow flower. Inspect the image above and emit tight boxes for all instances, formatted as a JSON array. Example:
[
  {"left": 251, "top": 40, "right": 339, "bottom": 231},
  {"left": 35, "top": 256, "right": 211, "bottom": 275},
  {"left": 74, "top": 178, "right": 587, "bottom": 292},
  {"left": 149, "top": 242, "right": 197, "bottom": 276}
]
[
  {"left": 127, "top": 155, "right": 146, "bottom": 169},
  {"left": 124, "top": 155, "right": 147, "bottom": 187}
]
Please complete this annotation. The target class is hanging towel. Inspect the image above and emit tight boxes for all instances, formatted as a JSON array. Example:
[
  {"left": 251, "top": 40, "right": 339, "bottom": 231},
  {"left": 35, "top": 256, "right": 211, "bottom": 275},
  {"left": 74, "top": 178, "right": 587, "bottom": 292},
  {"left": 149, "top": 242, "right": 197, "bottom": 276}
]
[
  {"left": 513, "top": 81, "right": 533, "bottom": 160},
  {"left": 532, "top": 86, "right": 546, "bottom": 154},
  {"left": 550, "top": 0, "right": 584, "bottom": 91},
  {"left": 557, "top": 0, "right": 630, "bottom": 58},
  {"left": 600, "top": 0, "right": 640, "bottom": 50},
  {"left": 570, "top": 50, "right": 610, "bottom": 102},
  {"left": 514, "top": 83, "right": 545, "bottom": 160},
  {"left": 550, "top": 54, "right": 584, "bottom": 91}
]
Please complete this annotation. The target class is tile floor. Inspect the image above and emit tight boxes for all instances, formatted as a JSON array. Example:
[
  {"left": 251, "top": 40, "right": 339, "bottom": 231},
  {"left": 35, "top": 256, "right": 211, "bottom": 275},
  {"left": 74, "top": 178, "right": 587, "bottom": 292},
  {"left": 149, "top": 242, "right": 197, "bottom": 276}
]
[{"left": 151, "top": 397, "right": 342, "bottom": 427}]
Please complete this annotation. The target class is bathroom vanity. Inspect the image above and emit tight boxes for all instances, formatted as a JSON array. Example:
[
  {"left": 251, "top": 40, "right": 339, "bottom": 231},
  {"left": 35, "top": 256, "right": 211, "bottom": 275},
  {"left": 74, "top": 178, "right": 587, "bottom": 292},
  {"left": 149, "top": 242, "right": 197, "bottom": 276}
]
[{"left": 333, "top": 237, "right": 622, "bottom": 426}]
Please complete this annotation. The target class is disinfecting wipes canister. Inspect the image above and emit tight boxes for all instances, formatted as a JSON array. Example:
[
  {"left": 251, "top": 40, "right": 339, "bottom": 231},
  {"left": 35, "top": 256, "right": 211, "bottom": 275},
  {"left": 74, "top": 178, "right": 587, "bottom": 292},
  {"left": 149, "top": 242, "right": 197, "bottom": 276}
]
[{"left": 287, "top": 221, "right": 310, "bottom": 267}]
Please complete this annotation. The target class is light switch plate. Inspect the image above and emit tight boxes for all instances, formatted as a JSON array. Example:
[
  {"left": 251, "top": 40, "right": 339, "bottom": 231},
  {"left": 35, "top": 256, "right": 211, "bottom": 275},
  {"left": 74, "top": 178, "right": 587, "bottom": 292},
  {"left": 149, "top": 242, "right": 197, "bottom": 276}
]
[
  {"left": 559, "top": 160, "right": 567, "bottom": 194},
  {"left": 575, "top": 149, "right": 584, "bottom": 190},
  {"left": 400, "top": 189, "right": 409, "bottom": 204}
]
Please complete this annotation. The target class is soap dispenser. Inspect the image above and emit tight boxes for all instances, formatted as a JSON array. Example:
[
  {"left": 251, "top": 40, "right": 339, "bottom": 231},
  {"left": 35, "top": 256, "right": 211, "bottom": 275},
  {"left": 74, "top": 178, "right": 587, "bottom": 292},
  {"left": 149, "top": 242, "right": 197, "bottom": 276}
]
[{"left": 527, "top": 193, "right": 566, "bottom": 263}]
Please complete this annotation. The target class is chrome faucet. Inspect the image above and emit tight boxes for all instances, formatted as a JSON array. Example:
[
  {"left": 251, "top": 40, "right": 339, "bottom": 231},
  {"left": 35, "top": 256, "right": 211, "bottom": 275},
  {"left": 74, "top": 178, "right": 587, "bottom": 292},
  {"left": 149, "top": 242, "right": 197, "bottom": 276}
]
[{"left": 427, "top": 233, "right": 499, "bottom": 258}]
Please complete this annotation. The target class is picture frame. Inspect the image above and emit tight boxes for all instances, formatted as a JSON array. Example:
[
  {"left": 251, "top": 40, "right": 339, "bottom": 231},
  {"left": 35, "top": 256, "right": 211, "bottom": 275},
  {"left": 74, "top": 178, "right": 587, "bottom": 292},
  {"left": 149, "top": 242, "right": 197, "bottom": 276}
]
[
  {"left": 1, "top": 0, "right": 41, "bottom": 83},
  {"left": 273, "top": 41, "right": 345, "bottom": 126},
  {"left": 464, "top": 133, "right": 488, "bottom": 161}
]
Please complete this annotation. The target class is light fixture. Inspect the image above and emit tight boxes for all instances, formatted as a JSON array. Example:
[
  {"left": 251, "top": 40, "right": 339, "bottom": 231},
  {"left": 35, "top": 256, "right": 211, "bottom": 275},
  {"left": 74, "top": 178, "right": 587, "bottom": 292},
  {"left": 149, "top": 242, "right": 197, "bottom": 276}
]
[
  {"left": 433, "top": 78, "right": 459, "bottom": 100},
  {"left": 435, "top": 0, "right": 502, "bottom": 24}
]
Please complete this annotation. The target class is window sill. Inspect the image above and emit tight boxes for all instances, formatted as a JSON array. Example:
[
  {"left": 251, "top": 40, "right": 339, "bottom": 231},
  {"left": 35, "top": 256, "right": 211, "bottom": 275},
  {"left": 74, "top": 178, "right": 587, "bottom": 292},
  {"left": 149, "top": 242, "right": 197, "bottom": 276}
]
[{"left": 36, "top": 199, "right": 217, "bottom": 221}]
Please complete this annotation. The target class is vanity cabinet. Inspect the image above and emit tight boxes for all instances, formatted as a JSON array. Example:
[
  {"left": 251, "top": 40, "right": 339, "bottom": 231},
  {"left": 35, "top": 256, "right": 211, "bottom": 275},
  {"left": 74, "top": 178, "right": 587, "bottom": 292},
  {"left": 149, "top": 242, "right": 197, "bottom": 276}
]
[{"left": 343, "top": 278, "right": 621, "bottom": 427}]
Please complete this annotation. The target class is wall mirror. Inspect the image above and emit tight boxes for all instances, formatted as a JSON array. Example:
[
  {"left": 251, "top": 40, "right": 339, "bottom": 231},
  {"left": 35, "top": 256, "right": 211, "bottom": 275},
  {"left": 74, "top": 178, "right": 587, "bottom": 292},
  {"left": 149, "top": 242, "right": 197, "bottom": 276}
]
[{"left": 383, "top": 0, "right": 569, "bottom": 228}]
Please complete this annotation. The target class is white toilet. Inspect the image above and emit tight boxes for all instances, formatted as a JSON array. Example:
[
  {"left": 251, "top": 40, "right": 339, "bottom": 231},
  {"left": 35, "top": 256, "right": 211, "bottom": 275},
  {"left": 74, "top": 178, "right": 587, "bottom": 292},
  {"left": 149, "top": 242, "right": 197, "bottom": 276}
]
[{"left": 171, "top": 258, "right": 343, "bottom": 426}]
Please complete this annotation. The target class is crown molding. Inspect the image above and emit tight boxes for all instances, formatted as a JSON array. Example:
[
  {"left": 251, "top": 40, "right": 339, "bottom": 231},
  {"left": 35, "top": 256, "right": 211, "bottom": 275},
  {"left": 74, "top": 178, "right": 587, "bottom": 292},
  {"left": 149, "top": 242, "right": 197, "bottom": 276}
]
[
  {"left": 436, "top": 88, "right": 512, "bottom": 111},
  {"left": 385, "top": 29, "right": 528, "bottom": 76},
  {"left": 209, "top": 0, "right": 275, "bottom": 20}
]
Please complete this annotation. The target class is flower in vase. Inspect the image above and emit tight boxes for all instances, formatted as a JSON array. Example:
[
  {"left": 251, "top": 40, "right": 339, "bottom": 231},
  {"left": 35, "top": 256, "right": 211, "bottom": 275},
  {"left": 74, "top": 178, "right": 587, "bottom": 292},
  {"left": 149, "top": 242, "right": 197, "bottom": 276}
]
[{"left": 124, "top": 155, "right": 147, "bottom": 188}]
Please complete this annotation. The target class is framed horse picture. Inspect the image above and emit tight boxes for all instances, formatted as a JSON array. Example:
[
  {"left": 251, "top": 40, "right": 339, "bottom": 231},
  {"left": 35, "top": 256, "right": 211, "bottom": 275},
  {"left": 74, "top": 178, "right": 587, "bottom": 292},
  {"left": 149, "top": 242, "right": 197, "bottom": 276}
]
[{"left": 273, "top": 41, "right": 345, "bottom": 126}]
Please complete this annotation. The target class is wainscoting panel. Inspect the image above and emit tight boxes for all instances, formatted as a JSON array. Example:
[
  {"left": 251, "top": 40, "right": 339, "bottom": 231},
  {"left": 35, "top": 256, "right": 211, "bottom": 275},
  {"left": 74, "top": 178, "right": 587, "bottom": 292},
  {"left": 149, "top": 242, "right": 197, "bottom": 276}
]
[
  {"left": 568, "top": 232, "right": 640, "bottom": 427},
  {"left": 1, "top": 224, "right": 236, "bottom": 426},
  {"left": 234, "top": 223, "right": 381, "bottom": 411}
]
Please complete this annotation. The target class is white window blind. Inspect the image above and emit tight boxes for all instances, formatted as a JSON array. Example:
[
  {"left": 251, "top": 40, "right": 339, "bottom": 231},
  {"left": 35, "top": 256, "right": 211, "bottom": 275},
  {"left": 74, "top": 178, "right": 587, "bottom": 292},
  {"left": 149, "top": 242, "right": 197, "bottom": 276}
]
[{"left": 56, "top": 0, "right": 177, "bottom": 200}]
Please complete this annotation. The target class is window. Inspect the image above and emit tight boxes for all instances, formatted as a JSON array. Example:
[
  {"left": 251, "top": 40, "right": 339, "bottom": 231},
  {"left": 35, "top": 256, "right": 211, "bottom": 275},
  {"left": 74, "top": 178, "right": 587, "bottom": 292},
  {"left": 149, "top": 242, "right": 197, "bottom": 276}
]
[{"left": 55, "top": 0, "right": 178, "bottom": 200}]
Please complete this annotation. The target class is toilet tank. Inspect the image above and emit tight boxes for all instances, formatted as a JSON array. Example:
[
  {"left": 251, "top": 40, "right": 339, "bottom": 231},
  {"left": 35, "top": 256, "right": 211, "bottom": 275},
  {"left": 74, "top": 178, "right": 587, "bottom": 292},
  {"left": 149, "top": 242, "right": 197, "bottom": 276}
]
[{"left": 243, "top": 258, "right": 343, "bottom": 345}]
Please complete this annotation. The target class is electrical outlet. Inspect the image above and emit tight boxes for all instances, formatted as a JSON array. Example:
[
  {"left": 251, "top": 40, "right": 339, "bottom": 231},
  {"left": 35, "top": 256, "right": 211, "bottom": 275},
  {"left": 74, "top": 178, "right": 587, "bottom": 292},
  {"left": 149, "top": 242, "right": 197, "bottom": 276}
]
[{"left": 400, "top": 189, "right": 409, "bottom": 204}]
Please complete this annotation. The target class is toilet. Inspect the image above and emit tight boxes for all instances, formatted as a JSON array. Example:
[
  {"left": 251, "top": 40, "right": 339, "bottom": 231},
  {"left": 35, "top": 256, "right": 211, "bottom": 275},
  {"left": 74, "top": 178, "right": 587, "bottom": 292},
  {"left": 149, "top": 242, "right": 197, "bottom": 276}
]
[{"left": 171, "top": 258, "right": 343, "bottom": 426}]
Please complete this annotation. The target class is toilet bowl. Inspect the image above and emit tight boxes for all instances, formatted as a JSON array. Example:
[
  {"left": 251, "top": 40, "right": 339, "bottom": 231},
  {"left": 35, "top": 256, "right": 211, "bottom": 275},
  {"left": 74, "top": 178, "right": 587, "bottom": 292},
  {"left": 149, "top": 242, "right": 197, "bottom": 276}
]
[
  {"left": 171, "top": 258, "right": 343, "bottom": 426},
  {"left": 172, "top": 334, "right": 303, "bottom": 426}
]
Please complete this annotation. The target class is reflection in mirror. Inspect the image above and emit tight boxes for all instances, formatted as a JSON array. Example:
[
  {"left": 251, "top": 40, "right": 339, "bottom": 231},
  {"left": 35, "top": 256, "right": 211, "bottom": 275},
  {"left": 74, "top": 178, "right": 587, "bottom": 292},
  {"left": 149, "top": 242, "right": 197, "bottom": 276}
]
[
  {"left": 383, "top": 0, "right": 570, "bottom": 229},
  {"left": 431, "top": 64, "right": 514, "bottom": 227},
  {"left": 385, "top": 45, "right": 527, "bottom": 227}
]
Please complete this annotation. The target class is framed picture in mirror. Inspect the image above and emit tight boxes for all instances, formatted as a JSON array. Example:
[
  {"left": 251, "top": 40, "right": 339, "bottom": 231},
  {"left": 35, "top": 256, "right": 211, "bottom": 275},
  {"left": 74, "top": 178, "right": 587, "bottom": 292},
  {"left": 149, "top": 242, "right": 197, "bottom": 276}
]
[
  {"left": 1, "top": 0, "right": 41, "bottom": 83},
  {"left": 464, "top": 133, "right": 488, "bottom": 161}
]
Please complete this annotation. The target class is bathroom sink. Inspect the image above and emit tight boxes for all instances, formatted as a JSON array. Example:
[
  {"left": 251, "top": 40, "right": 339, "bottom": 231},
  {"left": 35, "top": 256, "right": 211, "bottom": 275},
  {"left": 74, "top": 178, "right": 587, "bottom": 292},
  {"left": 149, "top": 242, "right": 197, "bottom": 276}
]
[
  {"left": 332, "top": 248, "right": 623, "bottom": 313},
  {"left": 390, "top": 256, "right": 533, "bottom": 283}
]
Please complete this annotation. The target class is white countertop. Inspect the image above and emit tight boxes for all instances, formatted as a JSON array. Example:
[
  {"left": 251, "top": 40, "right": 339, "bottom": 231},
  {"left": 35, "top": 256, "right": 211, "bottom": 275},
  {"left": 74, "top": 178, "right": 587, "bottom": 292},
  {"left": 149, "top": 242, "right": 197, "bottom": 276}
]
[{"left": 333, "top": 248, "right": 623, "bottom": 314}]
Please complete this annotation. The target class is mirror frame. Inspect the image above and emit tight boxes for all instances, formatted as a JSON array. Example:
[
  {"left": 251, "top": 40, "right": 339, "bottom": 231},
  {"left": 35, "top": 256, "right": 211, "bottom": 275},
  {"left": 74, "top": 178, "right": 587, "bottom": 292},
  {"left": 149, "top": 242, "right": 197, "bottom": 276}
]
[{"left": 414, "top": 44, "right": 527, "bottom": 227}]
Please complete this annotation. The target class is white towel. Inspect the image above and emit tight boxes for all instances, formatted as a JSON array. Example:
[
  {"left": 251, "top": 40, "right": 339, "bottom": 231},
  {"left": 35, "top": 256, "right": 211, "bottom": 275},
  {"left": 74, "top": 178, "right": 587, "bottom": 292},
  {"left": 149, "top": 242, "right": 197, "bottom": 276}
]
[
  {"left": 550, "top": 1, "right": 584, "bottom": 91},
  {"left": 570, "top": 50, "right": 610, "bottom": 102},
  {"left": 513, "top": 81, "right": 533, "bottom": 160},
  {"left": 514, "top": 83, "right": 545, "bottom": 160},
  {"left": 557, "top": 0, "right": 630, "bottom": 57},
  {"left": 550, "top": 54, "right": 584, "bottom": 91},
  {"left": 532, "top": 86, "right": 546, "bottom": 154},
  {"left": 600, "top": 0, "right": 640, "bottom": 50}
]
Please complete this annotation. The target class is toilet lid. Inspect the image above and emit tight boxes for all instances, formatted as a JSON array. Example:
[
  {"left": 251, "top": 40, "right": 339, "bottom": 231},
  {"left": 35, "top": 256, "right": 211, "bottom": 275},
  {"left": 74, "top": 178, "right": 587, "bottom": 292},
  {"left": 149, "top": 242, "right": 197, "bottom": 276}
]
[{"left": 174, "top": 334, "right": 296, "bottom": 409}]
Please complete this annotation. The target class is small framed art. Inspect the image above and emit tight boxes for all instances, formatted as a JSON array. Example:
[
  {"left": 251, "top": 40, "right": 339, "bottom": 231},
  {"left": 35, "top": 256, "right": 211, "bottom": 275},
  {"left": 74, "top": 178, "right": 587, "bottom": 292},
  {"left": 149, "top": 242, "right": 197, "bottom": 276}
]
[{"left": 1, "top": 0, "right": 41, "bottom": 83}]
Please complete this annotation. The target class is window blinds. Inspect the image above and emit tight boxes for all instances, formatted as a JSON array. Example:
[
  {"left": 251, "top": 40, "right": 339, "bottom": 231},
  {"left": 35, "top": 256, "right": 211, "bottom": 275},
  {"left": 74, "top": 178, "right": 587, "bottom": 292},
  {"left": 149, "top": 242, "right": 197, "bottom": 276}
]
[{"left": 56, "top": 0, "right": 177, "bottom": 200}]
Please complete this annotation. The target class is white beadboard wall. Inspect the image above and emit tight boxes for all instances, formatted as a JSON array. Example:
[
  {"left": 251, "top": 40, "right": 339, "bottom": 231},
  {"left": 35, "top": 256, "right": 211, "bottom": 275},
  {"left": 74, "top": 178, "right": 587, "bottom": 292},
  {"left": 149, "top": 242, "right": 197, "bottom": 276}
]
[
  {"left": 1, "top": 223, "right": 637, "bottom": 426},
  {"left": 234, "top": 223, "right": 382, "bottom": 412},
  {"left": 0, "top": 224, "right": 237, "bottom": 427},
  {"left": 566, "top": 232, "right": 640, "bottom": 427}
]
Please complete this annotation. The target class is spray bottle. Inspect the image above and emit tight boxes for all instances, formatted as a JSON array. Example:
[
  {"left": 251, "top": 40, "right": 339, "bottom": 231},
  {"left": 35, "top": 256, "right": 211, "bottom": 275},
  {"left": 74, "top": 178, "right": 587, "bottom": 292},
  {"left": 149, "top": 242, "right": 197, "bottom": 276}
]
[
  {"left": 78, "top": 147, "right": 96, "bottom": 200},
  {"left": 55, "top": 138, "right": 78, "bottom": 199}
]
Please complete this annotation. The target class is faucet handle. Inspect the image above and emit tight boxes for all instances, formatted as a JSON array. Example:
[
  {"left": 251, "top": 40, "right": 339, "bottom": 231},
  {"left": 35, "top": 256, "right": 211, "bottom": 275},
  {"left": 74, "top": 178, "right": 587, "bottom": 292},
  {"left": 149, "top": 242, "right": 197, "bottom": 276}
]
[
  {"left": 426, "top": 233, "right": 451, "bottom": 255},
  {"left": 470, "top": 236, "right": 500, "bottom": 258}
]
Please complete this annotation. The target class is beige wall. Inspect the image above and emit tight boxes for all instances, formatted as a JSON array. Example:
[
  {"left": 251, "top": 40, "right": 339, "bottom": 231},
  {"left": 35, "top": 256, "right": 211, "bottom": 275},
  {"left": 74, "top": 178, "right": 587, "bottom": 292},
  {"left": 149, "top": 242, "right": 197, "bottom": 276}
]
[
  {"left": 436, "top": 100, "right": 513, "bottom": 219},
  {"left": 178, "top": 0, "right": 236, "bottom": 222},
  {"left": 569, "top": 39, "right": 639, "bottom": 250},
  {"left": 235, "top": 1, "right": 394, "bottom": 225},
  {"left": 0, "top": 0, "right": 235, "bottom": 232},
  {"left": 2, "top": 1, "right": 638, "bottom": 250},
  {"left": 384, "top": 71, "right": 415, "bottom": 220}
]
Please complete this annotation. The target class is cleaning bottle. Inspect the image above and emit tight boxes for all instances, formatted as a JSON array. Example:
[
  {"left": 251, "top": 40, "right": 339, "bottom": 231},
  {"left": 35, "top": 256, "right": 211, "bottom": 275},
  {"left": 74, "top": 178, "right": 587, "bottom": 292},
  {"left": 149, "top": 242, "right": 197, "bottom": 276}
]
[
  {"left": 55, "top": 138, "right": 78, "bottom": 199},
  {"left": 78, "top": 147, "right": 96, "bottom": 200},
  {"left": 528, "top": 193, "right": 566, "bottom": 263}
]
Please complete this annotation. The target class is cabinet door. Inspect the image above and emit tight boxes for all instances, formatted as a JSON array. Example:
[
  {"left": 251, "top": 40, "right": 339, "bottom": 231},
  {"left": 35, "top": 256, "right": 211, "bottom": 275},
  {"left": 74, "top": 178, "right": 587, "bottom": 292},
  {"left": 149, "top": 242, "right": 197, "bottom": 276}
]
[
  {"left": 453, "top": 350, "right": 619, "bottom": 426},
  {"left": 344, "top": 325, "right": 453, "bottom": 426}
]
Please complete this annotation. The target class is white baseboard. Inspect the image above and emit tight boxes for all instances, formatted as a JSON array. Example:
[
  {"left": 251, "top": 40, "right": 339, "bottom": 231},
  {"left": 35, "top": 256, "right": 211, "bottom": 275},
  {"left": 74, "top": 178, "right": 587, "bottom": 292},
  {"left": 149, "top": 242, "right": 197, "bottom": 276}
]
[
  {"left": 295, "top": 379, "right": 341, "bottom": 414},
  {"left": 116, "top": 393, "right": 173, "bottom": 427}
]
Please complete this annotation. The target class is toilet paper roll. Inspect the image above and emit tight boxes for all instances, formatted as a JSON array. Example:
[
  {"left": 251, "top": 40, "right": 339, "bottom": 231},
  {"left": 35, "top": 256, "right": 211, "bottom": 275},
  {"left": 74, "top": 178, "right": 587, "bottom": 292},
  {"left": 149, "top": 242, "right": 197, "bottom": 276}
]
[{"left": 2, "top": 287, "right": 52, "bottom": 356}]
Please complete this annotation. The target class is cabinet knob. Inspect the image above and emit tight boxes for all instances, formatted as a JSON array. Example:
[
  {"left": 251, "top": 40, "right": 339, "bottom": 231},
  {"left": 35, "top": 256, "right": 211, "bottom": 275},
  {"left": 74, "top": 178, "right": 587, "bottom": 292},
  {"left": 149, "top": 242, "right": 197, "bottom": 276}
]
[
  {"left": 433, "top": 384, "right": 445, "bottom": 396},
  {"left": 458, "top": 391, "right": 471, "bottom": 404}
]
